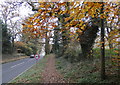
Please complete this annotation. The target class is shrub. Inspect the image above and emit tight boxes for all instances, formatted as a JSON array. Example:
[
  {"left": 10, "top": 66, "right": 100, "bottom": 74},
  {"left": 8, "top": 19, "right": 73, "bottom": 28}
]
[
  {"left": 63, "top": 42, "right": 81, "bottom": 63},
  {"left": 15, "top": 41, "right": 33, "bottom": 56},
  {"left": 24, "top": 46, "right": 33, "bottom": 56},
  {"left": 27, "top": 43, "right": 37, "bottom": 55}
]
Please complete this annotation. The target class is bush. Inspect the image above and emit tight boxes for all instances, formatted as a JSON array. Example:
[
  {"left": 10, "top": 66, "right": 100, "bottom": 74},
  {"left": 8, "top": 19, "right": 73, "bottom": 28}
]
[
  {"left": 24, "top": 46, "right": 33, "bottom": 56},
  {"left": 15, "top": 41, "right": 33, "bottom": 56},
  {"left": 63, "top": 42, "right": 81, "bottom": 63},
  {"left": 27, "top": 43, "right": 37, "bottom": 55}
]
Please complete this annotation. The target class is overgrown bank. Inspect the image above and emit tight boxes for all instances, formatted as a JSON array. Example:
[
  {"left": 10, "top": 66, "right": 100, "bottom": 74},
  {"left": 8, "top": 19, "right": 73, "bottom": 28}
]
[{"left": 55, "top": 50, "right": 120, "bottom": 83}]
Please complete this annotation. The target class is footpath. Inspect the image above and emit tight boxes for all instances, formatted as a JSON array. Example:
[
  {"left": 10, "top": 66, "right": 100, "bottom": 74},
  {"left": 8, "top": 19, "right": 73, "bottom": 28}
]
[{"left": 41, "top": 54, "right": 66, "bottom": 83}]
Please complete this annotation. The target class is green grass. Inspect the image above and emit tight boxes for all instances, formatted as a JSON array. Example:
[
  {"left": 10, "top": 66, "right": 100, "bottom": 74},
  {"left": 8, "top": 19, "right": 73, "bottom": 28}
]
[
  {"left": 93, "top": 48, "right": 119, "bottom": 67},
  {"left": 56, "top": 56, "right": 120, "bottom": 83},
  {"left": 93, "top": 48, "right": 118, "bottom": 58},
  {"left": 10, "top": 56, "right": 48, "bottom": 83}
]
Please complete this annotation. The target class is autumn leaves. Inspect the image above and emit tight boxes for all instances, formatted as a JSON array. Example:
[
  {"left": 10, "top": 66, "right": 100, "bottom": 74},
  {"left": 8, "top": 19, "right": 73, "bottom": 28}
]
[{"left": 22, "top": 2, "right": 119, "bottom": 49}]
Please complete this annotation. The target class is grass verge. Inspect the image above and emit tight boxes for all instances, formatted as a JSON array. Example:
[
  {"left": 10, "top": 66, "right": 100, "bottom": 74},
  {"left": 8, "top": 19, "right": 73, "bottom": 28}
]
[
  {"left": 10, "top": 55, "right": 48, "bottom": 83},
  {"left": 2, "top": 56, "right": 29, "bottom": 64},
  {"left": 2, "top": 54, "right": 29, "bottom": 64},
  {"left": 55, "top": 57, "right": 120, "bottom": 83}
]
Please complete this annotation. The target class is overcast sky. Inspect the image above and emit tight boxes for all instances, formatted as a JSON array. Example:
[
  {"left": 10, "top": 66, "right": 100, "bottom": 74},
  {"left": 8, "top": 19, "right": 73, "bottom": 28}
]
[
  {"left": 0, "top": 0, "right": 35, "bottom": 41},
  {"left": 0, "top": 0, "right": 34, "bottom": 20}
]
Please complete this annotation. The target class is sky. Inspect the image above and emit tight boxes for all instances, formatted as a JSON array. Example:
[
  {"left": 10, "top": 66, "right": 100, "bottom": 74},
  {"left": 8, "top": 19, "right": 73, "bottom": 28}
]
[
  {"left": 0, "top": 0, "right": 34, "bottom": 20},
  {"left": 0, "top": 0, "right": 35, "bottom": 41}
]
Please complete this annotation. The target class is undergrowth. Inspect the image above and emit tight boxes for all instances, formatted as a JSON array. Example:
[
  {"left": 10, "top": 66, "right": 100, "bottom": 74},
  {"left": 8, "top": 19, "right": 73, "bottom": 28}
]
[{"left": 56, "top": 56, "right": 120, "bottom": 83}]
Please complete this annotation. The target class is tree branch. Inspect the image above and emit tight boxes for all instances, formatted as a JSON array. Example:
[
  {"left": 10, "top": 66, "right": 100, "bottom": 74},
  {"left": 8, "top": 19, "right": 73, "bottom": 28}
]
[{"left": 27, "top": 2, "right": 38, "bottom": 11}]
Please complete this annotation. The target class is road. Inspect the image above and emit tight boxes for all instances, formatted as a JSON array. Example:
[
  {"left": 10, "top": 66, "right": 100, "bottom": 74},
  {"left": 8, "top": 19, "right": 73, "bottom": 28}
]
[{"left": 2, "top": 53, "right": 44, "bottom": 83}]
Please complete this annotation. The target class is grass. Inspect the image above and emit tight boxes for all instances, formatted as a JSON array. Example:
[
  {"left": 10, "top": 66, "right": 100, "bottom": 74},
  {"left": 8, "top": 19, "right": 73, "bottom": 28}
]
[
  {"left": 56, "top": 57, "right": 100, "bottom": 83},
  {"left": 10, "top": 55, "right": 48, "bottom": 83},
  {"left": 55, "top": 48, "right": 120, "bottom": 83},
  {"left": 93, "top": 48, "right": 118, "bottom": 58}
]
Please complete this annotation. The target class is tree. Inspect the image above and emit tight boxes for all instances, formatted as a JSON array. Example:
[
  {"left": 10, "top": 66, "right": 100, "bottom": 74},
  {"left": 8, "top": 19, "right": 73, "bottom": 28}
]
[
  {"left": 22, "top": 2, "right": 100, "bottom": 58},
  {"left": 52, "top": 27, "right": 60, "bottom": 54},
  {"left": 0, "top": 19, "right": 12, "bottom": 54},
  {"left": 22, "top": 1, "right": 119, "bottom": 65},
  {"left": 0, "top": 2, "right": 25, "bottom": 53},
  {"left": 100, "top": 2, "right": 105, "bottom": 80},
  {"left": 20, "top": 1, "right": 120, "bottom": 80}
]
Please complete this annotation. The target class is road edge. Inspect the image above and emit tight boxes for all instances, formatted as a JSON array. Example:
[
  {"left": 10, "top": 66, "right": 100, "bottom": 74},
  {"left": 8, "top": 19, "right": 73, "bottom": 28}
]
[{"left": 8, "top": 61, "right": 35, "bottom": 83}]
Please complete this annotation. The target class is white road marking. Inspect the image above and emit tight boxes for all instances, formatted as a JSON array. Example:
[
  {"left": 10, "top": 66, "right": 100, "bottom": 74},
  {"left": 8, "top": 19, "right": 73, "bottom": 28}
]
[
  {"left": 8, "top": 55, "right": 43, "bottom": 83},
  {"left": 8, "top": 62, "right": 35, "bottom": 83},
  {"left": 10, "top": 58, "right": 34, "bottom": 69},
  {"left": 11, "top": 62, "right": 24, "bottom": 68}
]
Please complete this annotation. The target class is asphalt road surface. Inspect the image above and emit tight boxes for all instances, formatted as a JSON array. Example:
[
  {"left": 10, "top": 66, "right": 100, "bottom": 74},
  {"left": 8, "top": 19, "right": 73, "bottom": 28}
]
[{"left": 2, "top": 53, "right": 44, "bottom": 83}]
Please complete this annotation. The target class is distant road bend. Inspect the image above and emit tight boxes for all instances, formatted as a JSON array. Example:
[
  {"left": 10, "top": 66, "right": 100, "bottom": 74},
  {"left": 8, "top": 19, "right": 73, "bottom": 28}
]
[{"left": 2, "top": 53, "right": 45, "bottom": 83}]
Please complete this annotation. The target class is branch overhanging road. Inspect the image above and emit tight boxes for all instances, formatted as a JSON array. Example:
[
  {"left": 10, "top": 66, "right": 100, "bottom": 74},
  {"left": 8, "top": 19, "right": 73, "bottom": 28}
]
[{"left": 2, "top": 53, "right": 45, "bottom": 83}]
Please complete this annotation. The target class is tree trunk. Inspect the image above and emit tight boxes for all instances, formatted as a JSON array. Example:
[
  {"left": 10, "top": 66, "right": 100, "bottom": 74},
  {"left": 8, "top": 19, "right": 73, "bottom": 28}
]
[
  {"left": 61, "top": 2, "right": 70, "bottom": 55},
  {"left": 79, "top": 25, "right": 99, "bottom": 59},
  {"left": 100, "top": 2, "right": 105, "bottom": 80},
  {"left": 52, "top": 27, "right": 60, "bottom": 54},
  {"left": 80, "top": 43, "right": 93, "bottom": 59},
  {"left": 45, "top": 32, "right": 50, "bottom": 55},
  {"left": 117, "top": 33, "right": 120, "bottom": 78},
  {"left": 11, "top": 37, "right": 15, "bottom": 54}
]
